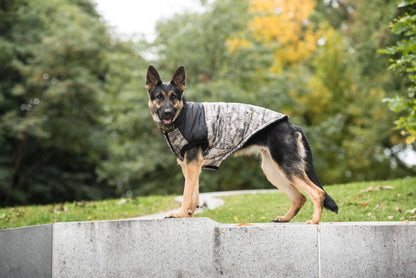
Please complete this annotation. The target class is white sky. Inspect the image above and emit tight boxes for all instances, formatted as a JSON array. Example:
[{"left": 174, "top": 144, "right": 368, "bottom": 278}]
[{"left": 94, "top": 0, "right": 206, "bottom": 41}]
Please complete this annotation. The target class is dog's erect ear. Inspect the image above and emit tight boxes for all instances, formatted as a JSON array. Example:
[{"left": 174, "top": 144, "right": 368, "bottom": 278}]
[
  {"left": 146, "top": 65, "right": 162, "bottom": 91},
  {"left": 170, "top": 66, "right": 186, "bottom": 91}
]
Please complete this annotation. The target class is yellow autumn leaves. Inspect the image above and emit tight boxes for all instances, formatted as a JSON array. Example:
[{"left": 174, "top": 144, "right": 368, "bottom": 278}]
[{"left": 227, "top": 0, "right": 323, "bottom": 73}]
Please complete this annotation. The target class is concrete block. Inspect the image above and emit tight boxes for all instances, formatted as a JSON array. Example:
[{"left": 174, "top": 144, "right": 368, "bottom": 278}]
[
  {"left": 0, "top": 224, "right": 52, "bottom": 278},
  {"left": 2, "top": 217, "right": 415, "bottom": 278},
  {"left": 320, "top": 222, "right": 416, "bottom": 278},
  {"left": 52, "top": 218, "right": 218, "bottom": 278},
  {"left": 213, "top": 223, "right": 319, "bottom": 278}
]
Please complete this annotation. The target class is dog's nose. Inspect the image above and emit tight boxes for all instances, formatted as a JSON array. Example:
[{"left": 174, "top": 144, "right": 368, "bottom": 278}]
[{"left": 162, "top": 108, "right": 173, "bottom": 117}]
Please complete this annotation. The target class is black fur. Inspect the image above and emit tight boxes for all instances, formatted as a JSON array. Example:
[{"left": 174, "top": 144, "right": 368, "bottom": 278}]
[
  {"left": 185, "top": 146, "right": 201, "bottom": 163},
  {"left": 243, "top": 119, "right": 338, "bottom": 213}
]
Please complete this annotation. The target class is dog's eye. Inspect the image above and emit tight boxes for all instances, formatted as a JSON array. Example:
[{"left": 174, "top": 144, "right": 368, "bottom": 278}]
[
  {"left": 170, "top": 94, "right": 177, "bottom": 101},
  {"left": 155, "top": 94, "right": 163, "bottom": 100}
]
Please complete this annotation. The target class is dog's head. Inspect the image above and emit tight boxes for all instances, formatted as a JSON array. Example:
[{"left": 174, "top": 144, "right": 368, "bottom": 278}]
[{"left": 146, "top": 66, "right": 185, "bottom": 129}]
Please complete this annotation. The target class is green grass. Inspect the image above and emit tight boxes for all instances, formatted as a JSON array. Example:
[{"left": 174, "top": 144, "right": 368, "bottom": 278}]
[
  {"left": 197, "top": 177, "right": 416, "bottom": 223},
  {"left": 1, "top": 178, "right": 415, "bottom": 229},
  {"left": 0, "top": 195, "right": 178, "bottom": 230}
]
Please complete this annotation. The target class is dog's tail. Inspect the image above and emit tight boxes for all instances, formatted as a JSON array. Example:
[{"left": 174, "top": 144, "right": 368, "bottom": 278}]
[{"left": 300, "top": 129, "right": 339, "bottom": 214}]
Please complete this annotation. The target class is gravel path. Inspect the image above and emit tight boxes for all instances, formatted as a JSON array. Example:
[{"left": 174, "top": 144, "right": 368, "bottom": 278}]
[{"left": 136, "top": 189, "right": 278, "bottom": 220}]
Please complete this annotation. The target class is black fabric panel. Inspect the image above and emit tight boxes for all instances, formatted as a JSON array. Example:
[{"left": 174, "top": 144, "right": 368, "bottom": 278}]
[{"left": 176, "top": 100, "right": 208, "bottom": 148}]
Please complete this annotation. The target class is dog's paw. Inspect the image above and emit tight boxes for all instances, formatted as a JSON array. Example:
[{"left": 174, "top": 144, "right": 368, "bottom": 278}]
[
  {"left": 165, "top": 211, "right": 193, "bottom": 218},
  {"left": 273, "top": 216, "right": 289, "bottom": 223},
  {"left": 305, "top": 220, "right": 319, "bottom": 225},
  {"left": 165, "top": 212, "right": 181, "bottom": 218}
]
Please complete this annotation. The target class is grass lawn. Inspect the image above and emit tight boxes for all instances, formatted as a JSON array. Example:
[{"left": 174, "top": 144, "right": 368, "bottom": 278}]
[
  {"left": 1, "top": 177, "right": 415, "bottom": 229},
  {"left": 0, "top": 195, "right": 178, "bottom": 230},
  {"left": 197, "top": 177, "right": 416, "bottom": 224}
]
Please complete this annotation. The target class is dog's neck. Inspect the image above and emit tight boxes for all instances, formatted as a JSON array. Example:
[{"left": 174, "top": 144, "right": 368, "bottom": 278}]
[{"left": 159, "top": 96, "right": 187, "bottom": 133}]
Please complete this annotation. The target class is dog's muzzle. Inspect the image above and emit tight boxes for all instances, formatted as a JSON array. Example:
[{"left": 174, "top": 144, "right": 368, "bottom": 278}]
[{"left": 159, "top": 108, "right": 175, "bottom": 125}]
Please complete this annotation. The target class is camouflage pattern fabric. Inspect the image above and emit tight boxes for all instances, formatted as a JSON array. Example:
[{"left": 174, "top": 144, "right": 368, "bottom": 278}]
[{"left": 163, "top": 102, "right": 287, "bottom": 170}]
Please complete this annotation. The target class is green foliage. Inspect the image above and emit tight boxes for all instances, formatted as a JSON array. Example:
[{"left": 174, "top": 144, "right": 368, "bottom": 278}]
[
  {"left": 0, "top": 0, "right": 114, "bottom": 205},
  {"left": 96, "top": 39, "right": 176, "bottom": 196},
  {"left": 153, "top": 0, "right": 252, "bottom": 83},
  {"left": 284, "top": 0, "right": 416, "bottom": 183},
  {"left": 381, "top": 0, "right": 416, "bottom": 143}
]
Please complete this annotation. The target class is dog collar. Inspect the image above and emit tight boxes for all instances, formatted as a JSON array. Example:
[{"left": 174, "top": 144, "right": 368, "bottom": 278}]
[{"left": 160, "top": 123, "right": 175, "bottom": 133}]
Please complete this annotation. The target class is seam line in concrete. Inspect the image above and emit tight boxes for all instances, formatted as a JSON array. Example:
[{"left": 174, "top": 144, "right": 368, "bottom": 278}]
[
  {"left": 50, "top": 225, "right": 53, "bottom": 278},
  {"left": 318, "top": 225, "right": 322, "bottom": 278}
]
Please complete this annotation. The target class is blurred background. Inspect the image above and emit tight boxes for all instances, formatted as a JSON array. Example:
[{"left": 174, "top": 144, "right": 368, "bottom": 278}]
[{"left": 1, "top": 0, "right": 415, "bottom": 206}]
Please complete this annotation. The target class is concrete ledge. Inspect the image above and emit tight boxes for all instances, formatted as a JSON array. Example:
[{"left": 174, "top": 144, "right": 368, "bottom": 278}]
[
  {"left": 320, "top": 222, "right": 416, "bottom": 278},
  {"left": 213, "top": 223, "right": 319, "bottom": 277},
  {"left": 0, "top": 224, "right": 52, "bottom": 278},
  {"left": 53, "top": 218, "right": 217, "bottom": 277},
  {"left": 1, "top": 219, "right": 415, "bottom": 277}
]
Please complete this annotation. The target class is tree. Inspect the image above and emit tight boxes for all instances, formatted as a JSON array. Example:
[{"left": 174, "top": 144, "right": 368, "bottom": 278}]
[
  {"left": 247, "top": 0, "right": 319, "bottom": 73},
  {"left": 95, "top": 39, "right": 172, "bottom": 196},
  {"left": 223, "top": 0, "right": 411, "bottom": 183},
  {"left": 316, "top": 0, "right": 416, "bottom": 178},
  {"left": 293, "top": 24, "right": 400, "bottom": 182},
  {"left": 0, "top": 0, "right": 114, "bottom": 205},
  {"left": 381, "top": 0, "right": 416, "bottom": 144}
]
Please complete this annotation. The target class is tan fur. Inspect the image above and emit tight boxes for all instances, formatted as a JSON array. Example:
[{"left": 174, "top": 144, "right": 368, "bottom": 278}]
[
  {"left": 167, "top": 150, "right": 204, "bottom": 218},
  {"left": 260, "top": 148, "right": 307, "bottom": 222},
  {"left": 291, "top": 176, "right": 325, "bottom": 224},
  {"left": 296, "top": 132, "right": 306, "bottom": 160},
  {"left": 149, "top": 99, "right": 162, "bottom": 123}
]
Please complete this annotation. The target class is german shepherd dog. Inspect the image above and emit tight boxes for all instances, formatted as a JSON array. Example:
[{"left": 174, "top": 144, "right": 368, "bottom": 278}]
[{"left": 146, "top": 65, "right": 338, "bottom": 224}]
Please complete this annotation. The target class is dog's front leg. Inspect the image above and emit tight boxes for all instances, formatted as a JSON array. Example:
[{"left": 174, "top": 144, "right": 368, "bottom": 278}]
[{"left": 167, "top": 147, "right": 204, "bottom": 218}]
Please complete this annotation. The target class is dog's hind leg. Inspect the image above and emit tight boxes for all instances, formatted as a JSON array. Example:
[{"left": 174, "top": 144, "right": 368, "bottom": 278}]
[
  {"left": 167, "top": 146, "right": 204, "bottom": 218},
  {"left": 290, "top": 176, "right": 325, "bottom": 224},
  {"left": 285, "top": 132, "right": 326, "bottom": 224},
  {"left": 260, "top": 149, "right": 306, "bottom": 223}
]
